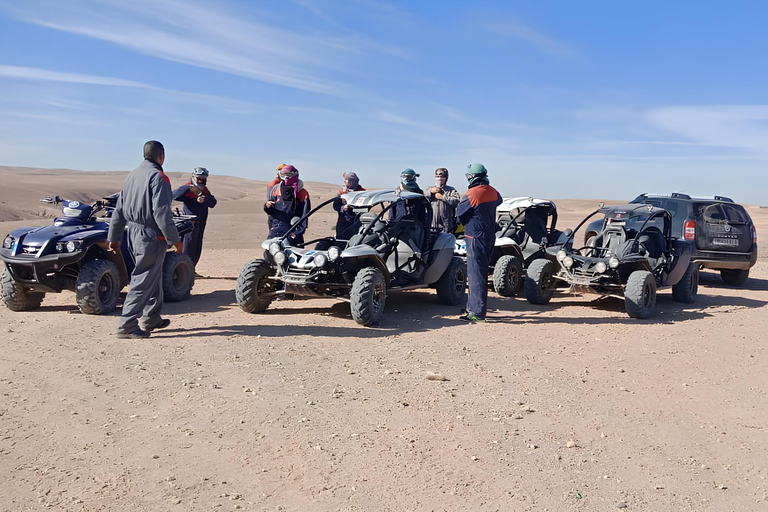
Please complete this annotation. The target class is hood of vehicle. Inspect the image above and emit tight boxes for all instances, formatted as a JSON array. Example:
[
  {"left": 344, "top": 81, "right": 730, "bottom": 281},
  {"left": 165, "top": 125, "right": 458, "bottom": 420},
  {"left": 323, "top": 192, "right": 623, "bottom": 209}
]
[
  {"left": 498, "top": 197, "right": 554, "bottom": 213},
  {"left": 11, "top": 220, "right": 108, "bottom": 246}
]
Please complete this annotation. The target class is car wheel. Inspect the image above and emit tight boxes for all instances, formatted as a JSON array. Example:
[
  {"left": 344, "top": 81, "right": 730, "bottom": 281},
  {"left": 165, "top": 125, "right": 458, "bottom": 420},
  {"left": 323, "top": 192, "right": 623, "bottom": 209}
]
[
  {"left": 524, "top": 259, "right": 556, "bottom": 305},
  {"left": 1, "top": 267, "right": 44, "bottom": 311},
  {"left": 76, "top": 259, "right": 121, "bottom": 314},
  {"left": 492, "top": 254, "right": 523, "bottom": 297},
  {"left": 163, "top": 252, "right": 195, "bottom": 302},
  {"left": 235, "top": 259, "right": 276, "bottom": 313},
  {"left": 672, "top": 263, "right": 698, "bottom": 303},
  {"left": 436, "top": 256, "right": 467, "bottom": 305},
  {"left": 350, "top": 267, "right": 386, "bottom": 326},
  {"left": 624, "top": 270, "right": 656, "bottom": 319},
  {"left": 720, "top": 268, "right": 749, "bottom": 286}
]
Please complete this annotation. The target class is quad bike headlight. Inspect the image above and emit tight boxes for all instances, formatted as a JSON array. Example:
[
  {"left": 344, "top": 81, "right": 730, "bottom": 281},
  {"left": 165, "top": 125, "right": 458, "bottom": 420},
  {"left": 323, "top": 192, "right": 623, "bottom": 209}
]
[
  {"left": 609, "top": 257, "right": 620, "bottom": 269},
  {"left": 563, "top": 256, "right": 574, "bottom": 269},
  {"left": 269, "top": 242, "right": 282, "bottom": 256},
  {"left": 557, "top": 250, "right": 567, "bottom": 262},
  {"left": 2, "top": 235, "right": 13, "bottom": 249},
  {"left": 594, "top": 262, "right": 607, "bottom": 274},
  {"left": 328, "top": 246, "right": 341, "bottom": 261},
  {"left": 274, "top": 251, "right": 287, "bottom": 266},
  {"left": 314, "top": 254, "right": 328, "bottom": 268},
  {"left": 66, "top": 240, "right": 79, "bottom": 253}
]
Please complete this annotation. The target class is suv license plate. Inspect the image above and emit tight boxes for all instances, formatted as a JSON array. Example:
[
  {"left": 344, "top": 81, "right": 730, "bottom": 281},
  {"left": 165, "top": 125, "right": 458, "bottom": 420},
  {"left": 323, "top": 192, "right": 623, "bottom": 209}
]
[{"left": 712, "top": 238, "right": 739, "bottom": 247}]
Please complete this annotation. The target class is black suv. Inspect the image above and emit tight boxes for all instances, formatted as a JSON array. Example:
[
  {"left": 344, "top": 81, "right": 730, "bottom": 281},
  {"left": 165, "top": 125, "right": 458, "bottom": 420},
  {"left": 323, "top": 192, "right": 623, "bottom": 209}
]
[{"left": 585, "top": 193, "right": 758, "bottom": 286}]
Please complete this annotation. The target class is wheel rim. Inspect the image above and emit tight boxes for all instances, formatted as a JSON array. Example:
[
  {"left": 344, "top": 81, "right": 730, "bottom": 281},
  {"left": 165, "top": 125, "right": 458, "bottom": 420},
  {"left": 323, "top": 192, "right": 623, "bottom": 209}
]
[
  {"left": 173, "top": 264, "right": 190, "bottom": 291},
  {"left": 643, "top": 281, "right": 652, "bottom": 308},
  {"left": 454, "top": 268, "right": 465, "bottom": 293},
  {"left": 372, "top": 281, "right": 384, "bottom": 312},
  {"left": 508, "top": 265, "right": 519, "bottom": 286},
  {"left": 540, "top": 270, "right": 552, "bottom": 292},
  {"left": 98, "top": 272, "right": 116, "bottom": 303},
  {"left": 256, "top": 273, "right": 275, "bottom": 296}
]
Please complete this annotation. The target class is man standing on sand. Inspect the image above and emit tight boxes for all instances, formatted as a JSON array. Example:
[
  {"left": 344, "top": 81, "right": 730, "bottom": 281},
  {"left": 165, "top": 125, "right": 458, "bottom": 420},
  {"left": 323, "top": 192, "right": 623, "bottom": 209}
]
[
  {"left": 108, "top": 141, "right": 183, "bottom": 339},
  {"left": 173, "top": 167, "right": 217, "bottom": 266},
  {"left": 456, "top": 163, "right": 502, "bottom": 323},
  {"left": 425, "top": 167, "right": 461, "bottom": 233}
]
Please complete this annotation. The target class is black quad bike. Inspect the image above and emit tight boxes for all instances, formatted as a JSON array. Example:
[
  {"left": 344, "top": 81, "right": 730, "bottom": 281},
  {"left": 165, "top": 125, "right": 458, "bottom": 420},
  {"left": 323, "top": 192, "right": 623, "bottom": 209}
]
[
  {"left": 524, "top": 203, "right": 699, "bottom": 319},
  {"left": 455, "top": 197, "right": 571, "bottom": 296},
  {"left": 236, "top": 189, "right": 467, "bottom": 326},
  {"left": 1, "top": 195, "right": 196, "bottom": 314}
]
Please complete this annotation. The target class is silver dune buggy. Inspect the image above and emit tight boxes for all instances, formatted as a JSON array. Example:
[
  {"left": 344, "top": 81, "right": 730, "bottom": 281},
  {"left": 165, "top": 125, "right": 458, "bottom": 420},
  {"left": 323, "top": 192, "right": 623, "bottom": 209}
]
[
  {"left": 454, "top": 197, "right": 570, "bottom": 296},
  {"left": 235, "top": 189, "right": 467, "bottom": 326}
]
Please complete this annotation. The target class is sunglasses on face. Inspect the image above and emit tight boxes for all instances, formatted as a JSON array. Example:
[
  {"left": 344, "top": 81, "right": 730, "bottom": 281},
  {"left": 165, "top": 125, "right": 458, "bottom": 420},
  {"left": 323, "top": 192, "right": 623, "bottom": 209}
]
[
  {"left": 401, "top": 174, "right": 416, "bottom": 181},
  {"left": 436, "top": 172, "right": 447, "bottom": 177}
]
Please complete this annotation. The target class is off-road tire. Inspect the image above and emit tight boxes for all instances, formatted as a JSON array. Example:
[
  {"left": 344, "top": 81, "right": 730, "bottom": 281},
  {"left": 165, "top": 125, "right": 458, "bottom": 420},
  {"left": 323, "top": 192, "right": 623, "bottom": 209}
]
[
  {"left": 436, "top": 256, "right": 467, "bottom": 305},
  {"left": 1, "top": 267, "right": 44, "bottom": 311},
  {"left": 235, "top": 259, "right": 275, "bottom": 313},
  {"left": 672, "top": 264, "right": 699, "bottom": 303},
  {"left": 163, "top": 252, "right": 195, "bottom": 302},
  {"left": 624, "top": 270, "right": 656, "bottom": 319},
  {"left": 76, "top": 259, "right": 120, "bottom": 315},
  {"left": 350, "top": 267, "right": 386, "bottom": 326},
  {"left": 720, "top": 268, "right": 749, "bottom": 287},
  {"left": 493, "top": 254, "right": 523, "bottom": 297},
  {"left": 525, "top": 259, "right": 556, "bottom": 305}
]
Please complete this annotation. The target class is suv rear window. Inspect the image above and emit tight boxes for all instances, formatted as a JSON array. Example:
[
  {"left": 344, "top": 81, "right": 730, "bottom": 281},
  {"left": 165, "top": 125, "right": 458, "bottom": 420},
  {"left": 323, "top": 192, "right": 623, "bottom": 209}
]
[{"left": 693, "top": 202, "right": 749, "bottom": 225}]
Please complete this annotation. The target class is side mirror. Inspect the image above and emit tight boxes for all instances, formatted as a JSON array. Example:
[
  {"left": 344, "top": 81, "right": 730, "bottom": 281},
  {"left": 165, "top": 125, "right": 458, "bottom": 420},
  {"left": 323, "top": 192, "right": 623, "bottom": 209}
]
[
  {"left": 598, "top": 201, "right": 605, "bottom": 209},
  {"left": 290, "top": 216, "right": 301, "bottom": 226}
]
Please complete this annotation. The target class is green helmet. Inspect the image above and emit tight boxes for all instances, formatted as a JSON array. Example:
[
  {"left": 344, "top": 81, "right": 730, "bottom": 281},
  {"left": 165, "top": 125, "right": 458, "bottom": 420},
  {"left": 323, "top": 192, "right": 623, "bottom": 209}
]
[
  {"left": 465, "top": 163, "right": 489, "bottom": 188},
  {"left": 466, "top": 163, "right": 487, "bottom": 176}
]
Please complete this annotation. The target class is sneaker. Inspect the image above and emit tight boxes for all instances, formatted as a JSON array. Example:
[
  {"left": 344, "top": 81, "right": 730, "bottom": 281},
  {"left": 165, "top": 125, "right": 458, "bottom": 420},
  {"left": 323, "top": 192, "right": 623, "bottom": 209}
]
[
  {"left": 143, "top": 318, "right": 171, "bottom": 331},
  {"left": 116, "top": 329, "right": 151, "bottom": 339},
  {"left": 459, "top": 313, "right": 485, "bottom": 323}
]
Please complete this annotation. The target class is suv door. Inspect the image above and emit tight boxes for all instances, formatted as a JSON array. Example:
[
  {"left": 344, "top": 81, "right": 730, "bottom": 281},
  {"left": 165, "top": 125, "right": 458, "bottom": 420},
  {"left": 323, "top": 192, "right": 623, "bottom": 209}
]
[{"left": 692, "top": 202, "right": 753, "bottom": 252}]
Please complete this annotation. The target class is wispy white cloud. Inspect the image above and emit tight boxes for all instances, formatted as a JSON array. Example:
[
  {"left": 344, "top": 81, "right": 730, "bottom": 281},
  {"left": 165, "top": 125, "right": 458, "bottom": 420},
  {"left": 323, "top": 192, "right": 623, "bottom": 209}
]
[
  {"left": 1, "top": 0, "right": 405, "bottom": 96},
  {"left": 0, "top": 64, "right": 150, "bottom": 88},
  {"left": 646, "top": 105, "right": 768, "bottom": 152},
  {"left": 486, "top": 20, "right": 575, "bottom": 57}
]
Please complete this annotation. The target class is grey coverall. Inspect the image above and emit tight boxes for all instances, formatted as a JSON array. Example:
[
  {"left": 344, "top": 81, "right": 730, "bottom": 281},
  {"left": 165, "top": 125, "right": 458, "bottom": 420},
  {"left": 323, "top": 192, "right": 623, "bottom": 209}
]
[
  {"left": 108, "top": 160, "right": 181, "bottom": 333},
  {"left": 425, "top": 185, "right": 461, "bottom": 233}
]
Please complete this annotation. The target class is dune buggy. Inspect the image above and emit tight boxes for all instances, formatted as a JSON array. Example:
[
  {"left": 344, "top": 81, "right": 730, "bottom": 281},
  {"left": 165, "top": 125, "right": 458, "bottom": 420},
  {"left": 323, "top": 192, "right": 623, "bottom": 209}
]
[
  {"left": 1, "top": 195, "right": 196, "bottom": 314},
  {"left": 524, "top": 203, "right": 699, "bottom": 319},
  {"left": 236, "top": 189, "right": 467, "bottom": 326},
  {"left": 455, "top": 197, "right": 571, "bottom": 296}
]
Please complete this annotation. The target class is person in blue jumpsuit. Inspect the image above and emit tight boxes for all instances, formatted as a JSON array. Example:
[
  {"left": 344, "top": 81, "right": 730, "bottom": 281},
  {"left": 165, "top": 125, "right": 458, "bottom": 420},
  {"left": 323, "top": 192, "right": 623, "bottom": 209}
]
[
  {"left": 265, "top": 165, "right": 311, "bottom": 245},
  {"left": 456, "top": 163, "right": 502, "bottom": 323},
  {"left": 172, "top": 167, "right": 217, "bottom": 266},
  {"left": 390, "top": 168, "right": 423, "bottom": 222},
  {"left": 108, "top": 141, "right": 183, "bottom": 338}
]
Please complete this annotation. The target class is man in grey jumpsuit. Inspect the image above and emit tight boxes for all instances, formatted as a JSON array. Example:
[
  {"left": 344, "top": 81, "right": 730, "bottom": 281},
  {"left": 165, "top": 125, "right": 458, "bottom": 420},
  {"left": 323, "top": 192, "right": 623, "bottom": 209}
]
[{"left": 108, "top": 141, "right": 183, "bottom": 339}]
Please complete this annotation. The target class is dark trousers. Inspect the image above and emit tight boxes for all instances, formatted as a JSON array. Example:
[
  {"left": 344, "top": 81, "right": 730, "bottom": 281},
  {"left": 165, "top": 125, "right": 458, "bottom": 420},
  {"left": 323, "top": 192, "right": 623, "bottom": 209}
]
[
  {"left": 118, "top": 224, "right": 167, "bottom": 332},
  {"left": 465, "top": 234, "right": 492, "bottom": 318},
  {"left": 183, "top": 221, "right": 205, "bottom": 266}
]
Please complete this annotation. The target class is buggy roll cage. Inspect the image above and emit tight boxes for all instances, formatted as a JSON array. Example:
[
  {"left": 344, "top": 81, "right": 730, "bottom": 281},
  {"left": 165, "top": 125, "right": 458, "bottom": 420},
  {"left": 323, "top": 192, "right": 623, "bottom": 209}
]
[{"left": 497, "top": 202, "right": 557, "bottom": 241}]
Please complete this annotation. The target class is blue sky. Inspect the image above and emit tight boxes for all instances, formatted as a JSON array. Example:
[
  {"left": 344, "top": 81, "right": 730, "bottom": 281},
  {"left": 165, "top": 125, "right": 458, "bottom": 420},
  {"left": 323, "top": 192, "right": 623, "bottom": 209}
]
[{"left": 0, "top": 0, "right": 766, "bottom": 203}]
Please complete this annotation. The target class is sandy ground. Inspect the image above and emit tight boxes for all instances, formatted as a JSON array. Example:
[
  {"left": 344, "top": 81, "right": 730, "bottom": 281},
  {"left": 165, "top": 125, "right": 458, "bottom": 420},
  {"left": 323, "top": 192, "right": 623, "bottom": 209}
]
[{"left": 1, "top": 167, "right": 767, "bottom": 511}]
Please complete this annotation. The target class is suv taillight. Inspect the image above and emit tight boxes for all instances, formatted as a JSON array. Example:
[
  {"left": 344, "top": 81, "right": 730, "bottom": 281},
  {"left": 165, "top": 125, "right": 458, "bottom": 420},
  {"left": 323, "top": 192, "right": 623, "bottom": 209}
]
[
  {"left": 753, "top": 225, "right": 758, "bottom": 244},
  {"left": 684, "top": 220, "right": 696, "bottom": 241}
]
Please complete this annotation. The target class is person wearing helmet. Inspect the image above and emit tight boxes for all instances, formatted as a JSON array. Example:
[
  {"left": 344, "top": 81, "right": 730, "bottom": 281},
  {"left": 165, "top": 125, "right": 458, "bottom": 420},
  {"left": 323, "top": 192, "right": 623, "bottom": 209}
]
[
  {"left": 265, "top": 164, "right": 311, "bottom": 244},
  {"left": 425, "top": 167, "right": 461, "bottom": 233},
  {"left": 390, "top": 168, "right": 423, "bottom": 222},
  {"left": 266, "top": 164, "right": 287, "bottom": 231},
  {"left": 333, "top": 172, "right": 366, "bottom": 239},
  {"left": 172, "top": 167, "right": 218, "bottom": 266},
  {"left": 456, "top": 163, "right": 502, "bottom": 323}
]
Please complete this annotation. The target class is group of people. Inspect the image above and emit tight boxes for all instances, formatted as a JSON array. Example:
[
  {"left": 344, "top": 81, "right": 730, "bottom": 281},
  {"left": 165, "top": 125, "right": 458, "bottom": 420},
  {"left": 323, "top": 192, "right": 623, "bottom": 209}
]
[
  {"left": 109, "top": 140, "right": 500, "bottom": 338},
  {"left": 259, "top": 162, "right": 501, "bottom": 325}
]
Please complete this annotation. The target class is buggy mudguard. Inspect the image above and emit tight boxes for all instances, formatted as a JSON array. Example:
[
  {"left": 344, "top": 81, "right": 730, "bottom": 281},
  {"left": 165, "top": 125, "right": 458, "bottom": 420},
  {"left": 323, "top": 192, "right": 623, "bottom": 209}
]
[
  {"left": 664, "top": 239, "right": 695, "bottom": 286},
  {"left": 341, "top": 245, "right": 390, "bottom": 282},
  {"left": 423, "top": 232, "right": 456, "bottom": 284}
]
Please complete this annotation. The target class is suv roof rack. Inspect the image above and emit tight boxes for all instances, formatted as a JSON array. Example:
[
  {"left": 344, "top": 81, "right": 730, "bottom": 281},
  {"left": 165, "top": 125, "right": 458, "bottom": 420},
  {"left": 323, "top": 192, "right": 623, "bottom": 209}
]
[
  {"left": 713, "top": 195, "right": 734, "bottom": 203},
  {"left": 632, "top": 192, "right": 692, "bottom": 202}
]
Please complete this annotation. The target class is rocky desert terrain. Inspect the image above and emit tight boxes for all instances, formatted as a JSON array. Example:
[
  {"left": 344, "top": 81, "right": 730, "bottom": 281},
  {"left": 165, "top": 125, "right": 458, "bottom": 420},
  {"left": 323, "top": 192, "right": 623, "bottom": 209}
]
[{"left": 1, "top": 166, "right": 767, "bottom": 511}]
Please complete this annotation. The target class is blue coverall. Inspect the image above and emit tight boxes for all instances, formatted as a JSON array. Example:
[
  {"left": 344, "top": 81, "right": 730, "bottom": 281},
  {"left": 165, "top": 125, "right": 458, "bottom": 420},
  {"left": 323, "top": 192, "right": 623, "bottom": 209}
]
[
  {"left": 456, "top": 184, "right": 502, "bottom": 319},
  {"left": 172, "top": 183, "right": 217, "bottom": 265}
]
